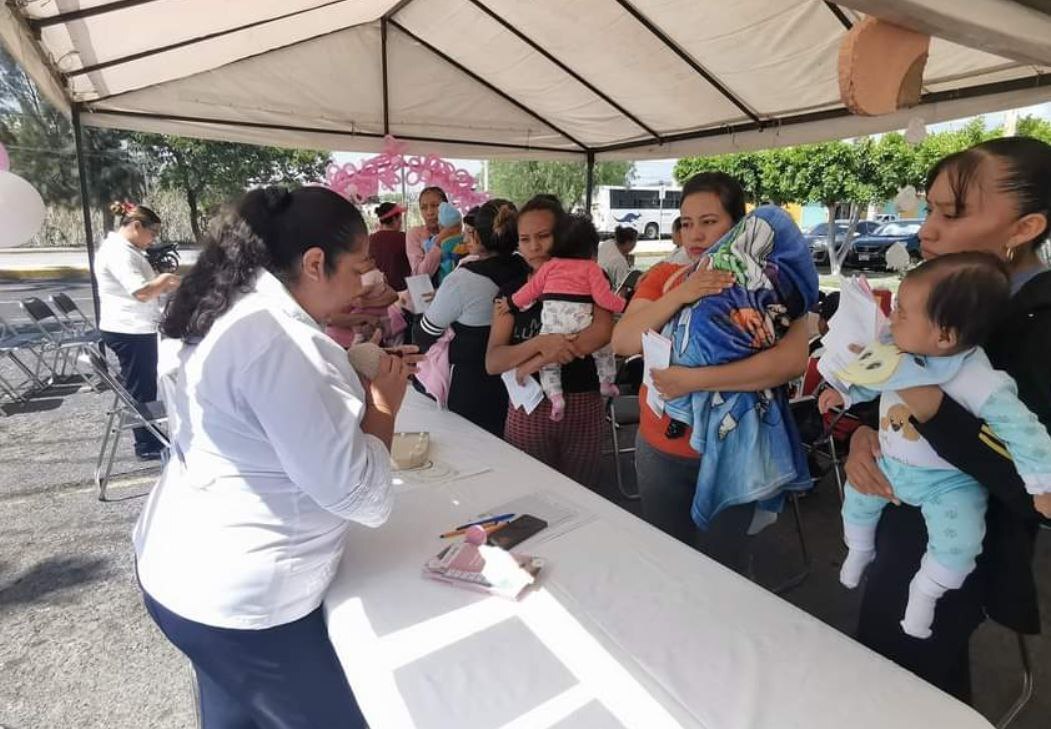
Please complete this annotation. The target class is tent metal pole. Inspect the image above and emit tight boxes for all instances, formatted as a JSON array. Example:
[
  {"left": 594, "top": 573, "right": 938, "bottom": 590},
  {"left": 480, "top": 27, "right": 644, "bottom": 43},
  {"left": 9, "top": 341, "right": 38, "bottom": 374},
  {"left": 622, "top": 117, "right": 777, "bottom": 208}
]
[
  {"left": 64, "top": 0, "right": 355, "bottom": 78},
  {"left": 381, "top": 17, "right": 390, "bottom": 135},
  {"left": 29, "top": 0, "right": 165, "bottom": 30},
  {"left": 585, "top": 152, "right": 595, "bottom": 215},
  {"left": 466, "top": 0, "right": 661, "bottom": 143},
  {"left": 390, "top": 20, "right": 589, "bottom": 151},
  {"left": 824, "top": 2, "right": 854, "bottom": 29},
  {"left": 614, "top": 0, "right": 761, "bottom": 126},
  {"left": 72, "top": 103, "right": 101, "bottom": 327},
  {"left": 83, "top": 109, "right": 577, "bottom": 155}
]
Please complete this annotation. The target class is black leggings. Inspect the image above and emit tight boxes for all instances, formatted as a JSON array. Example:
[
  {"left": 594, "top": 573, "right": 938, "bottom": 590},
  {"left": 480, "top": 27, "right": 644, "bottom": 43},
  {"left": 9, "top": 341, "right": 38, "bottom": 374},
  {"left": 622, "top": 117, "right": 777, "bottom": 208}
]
[{"left": 856, "top": 503, "right": 985, "bottom": 703}]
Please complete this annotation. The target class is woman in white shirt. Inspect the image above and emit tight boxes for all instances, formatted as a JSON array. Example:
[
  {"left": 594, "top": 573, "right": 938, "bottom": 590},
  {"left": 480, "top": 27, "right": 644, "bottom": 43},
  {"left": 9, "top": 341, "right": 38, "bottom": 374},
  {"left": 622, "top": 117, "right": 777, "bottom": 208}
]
[
  {"left": 95, "top": 202, "right": 180, "bottom": 459},
  {"left": 134, "top": 187, "right": 411, "bottom": 729}
]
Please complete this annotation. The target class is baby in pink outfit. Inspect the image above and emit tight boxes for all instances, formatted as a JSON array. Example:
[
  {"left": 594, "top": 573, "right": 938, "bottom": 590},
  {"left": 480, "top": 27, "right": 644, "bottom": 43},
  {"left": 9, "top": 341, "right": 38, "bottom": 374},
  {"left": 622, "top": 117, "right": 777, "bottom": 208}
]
[{"left": 511, "top": 215, "right": 626, "bottom": 421}]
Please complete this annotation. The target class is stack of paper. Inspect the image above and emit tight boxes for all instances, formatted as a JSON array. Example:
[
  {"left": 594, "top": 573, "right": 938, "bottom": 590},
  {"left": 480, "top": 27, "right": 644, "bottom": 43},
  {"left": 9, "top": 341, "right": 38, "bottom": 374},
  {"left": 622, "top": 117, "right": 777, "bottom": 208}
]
[
  {"left": 817, "top": 276, "right": 889, "bottom": 390},
  {"left": 501, "top": 370, "right": 544, "bottom": 415},
  {"left": 641, "top": 329, "right": 672, "bottom": 416}
]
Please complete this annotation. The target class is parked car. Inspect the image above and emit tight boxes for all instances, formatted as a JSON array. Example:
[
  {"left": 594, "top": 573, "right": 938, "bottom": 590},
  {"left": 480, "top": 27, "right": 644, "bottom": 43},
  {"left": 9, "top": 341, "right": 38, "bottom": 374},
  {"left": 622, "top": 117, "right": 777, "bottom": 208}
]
[
  {"left": 841, "top": 219, "right": 924, "bottom": 271},
  {"left": 805, "top": 220, "right": 881, "bottom": 266}
]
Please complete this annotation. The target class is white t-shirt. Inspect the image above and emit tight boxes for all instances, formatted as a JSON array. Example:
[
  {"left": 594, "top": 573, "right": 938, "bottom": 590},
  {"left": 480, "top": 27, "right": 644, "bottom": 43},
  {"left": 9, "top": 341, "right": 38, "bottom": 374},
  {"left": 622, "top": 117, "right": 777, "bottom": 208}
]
[
  {"left": 597, "top": 240, "right": 631, "bottom": 290},
  {"left": 133, "top": 270, "right": 393, "bottom": 629},
  {"left": 95, "top": 231, "right": 161, "bottom": 334}
]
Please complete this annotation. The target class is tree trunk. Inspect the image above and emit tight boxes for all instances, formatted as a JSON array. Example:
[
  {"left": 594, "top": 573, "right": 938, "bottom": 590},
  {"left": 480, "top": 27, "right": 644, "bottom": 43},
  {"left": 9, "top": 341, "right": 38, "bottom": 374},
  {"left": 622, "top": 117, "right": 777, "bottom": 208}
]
[
  {"left": 186, "top": 186, "right": 201, "bottom": 241},
  {"left": 826, "top": 205, "right": 838, "bottom": 276}
]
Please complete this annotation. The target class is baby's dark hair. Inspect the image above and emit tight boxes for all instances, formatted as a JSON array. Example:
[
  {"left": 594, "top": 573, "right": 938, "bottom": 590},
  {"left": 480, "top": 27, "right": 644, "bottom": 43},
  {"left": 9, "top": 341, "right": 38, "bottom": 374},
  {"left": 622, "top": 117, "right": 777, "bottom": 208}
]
[
  {"left": 614, "top": 225, "right": 638, "bottom": 246},
  {"left": 552, "top": 214, "right": 600, "bottom": 260},
  {"left": 904, "top": 251, "right": 1011, "bottom": 350}
]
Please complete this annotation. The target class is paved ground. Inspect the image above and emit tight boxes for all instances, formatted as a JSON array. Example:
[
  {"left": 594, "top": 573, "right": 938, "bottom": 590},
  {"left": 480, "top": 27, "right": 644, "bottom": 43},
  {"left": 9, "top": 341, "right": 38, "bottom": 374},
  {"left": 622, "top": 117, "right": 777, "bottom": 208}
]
[{"left": 0, "top": 284, "right": 1047, "bottom": 728}]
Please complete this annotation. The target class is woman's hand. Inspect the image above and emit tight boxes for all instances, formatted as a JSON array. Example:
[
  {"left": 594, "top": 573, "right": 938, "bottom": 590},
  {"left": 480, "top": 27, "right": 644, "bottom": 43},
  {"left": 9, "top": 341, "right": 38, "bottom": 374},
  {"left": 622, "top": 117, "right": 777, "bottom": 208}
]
[
  {"left": 534, "top": 334, "right": 576, "bottom": 366},
  {"left": 160, "top": 272, "right": 181, "bottom": 292},
  {"left": 844, "top": 425, "right": 898, "bottom": 504},
  {"left": 818, "top": 388, "right": 844, "bottom": 414},
  {"left": 1033, "top": 493, "right": 1051, "bottom": 519},
  {"left": 368, "top": 352, "right": 411, "bottom": 416},
  {"left": 494, "top": 297, "right": 511, "bottom": 318},
  {"left": 670, "top": 268, "right": 734, "bottom": 307},
  {"left": 650, "top": 366, "right": 703, "bottom": 400}
]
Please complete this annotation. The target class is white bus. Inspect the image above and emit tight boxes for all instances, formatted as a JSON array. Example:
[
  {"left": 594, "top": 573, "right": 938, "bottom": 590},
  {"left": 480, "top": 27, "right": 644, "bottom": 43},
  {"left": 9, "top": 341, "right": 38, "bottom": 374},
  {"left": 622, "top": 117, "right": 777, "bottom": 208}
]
[{"left": 591, "top": 185, "right": 682, "bottom": 239}]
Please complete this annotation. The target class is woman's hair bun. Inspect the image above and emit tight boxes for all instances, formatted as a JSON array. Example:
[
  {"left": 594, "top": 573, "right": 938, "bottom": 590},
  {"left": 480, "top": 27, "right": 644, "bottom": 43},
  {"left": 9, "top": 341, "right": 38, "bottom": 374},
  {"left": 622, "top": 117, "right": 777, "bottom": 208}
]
[
  {"left": 261, "top": 187, "right": 294, "bottom": 214},
  {"left": 109, "top": 200, "right": 126, "bottom": 217},
  {"left": 493, "top": 203, "right": 516, "bottom": 233}
]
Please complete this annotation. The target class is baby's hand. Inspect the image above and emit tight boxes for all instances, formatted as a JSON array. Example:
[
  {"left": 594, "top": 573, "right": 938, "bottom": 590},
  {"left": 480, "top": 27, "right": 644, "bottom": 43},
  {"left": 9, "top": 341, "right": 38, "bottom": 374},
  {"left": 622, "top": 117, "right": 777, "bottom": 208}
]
[
  {"left": 494, "top": 297, "right": 511, "bottom": 317},
  {"left": 1034, "top": 493, "right": 1051, "bottom": 519},
  {"left": 818, "top": 388, "right": 845, "bottom": 414}
]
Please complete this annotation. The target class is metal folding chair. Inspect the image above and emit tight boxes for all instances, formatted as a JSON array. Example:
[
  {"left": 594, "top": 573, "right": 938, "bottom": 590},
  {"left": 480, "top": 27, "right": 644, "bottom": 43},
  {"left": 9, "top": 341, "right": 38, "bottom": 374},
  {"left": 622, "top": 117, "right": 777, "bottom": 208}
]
[
  {"left": 50, "top": 292, "right": 97, "bottom": 337},
  {"left": 0, "top": 316, "right": 54, "bottom": 406},
  {"left": 79, "top": 350, "right": 169, "bottom": 500},
  {"left": 996, "top": 632, "right": 1034, "bottom": 729},
  {"left": 606, "top": 355, "right": 644, "bottom": 500},
  {"left": 20, "top": 297, "right": 101, "bottom": 388}
]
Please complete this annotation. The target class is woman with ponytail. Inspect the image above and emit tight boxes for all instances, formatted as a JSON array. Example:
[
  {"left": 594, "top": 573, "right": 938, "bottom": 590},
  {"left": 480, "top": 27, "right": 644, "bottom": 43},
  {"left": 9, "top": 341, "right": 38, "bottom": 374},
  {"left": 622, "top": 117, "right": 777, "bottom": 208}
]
[
  {"left": 135, "top": 186, "right": 412, "bottom": 728},
  {"left": 95, "top": 201, "right": 176, "bottom": 460},
  {"left": 412, "top": 198, "right": 530, "bottom": 435}
]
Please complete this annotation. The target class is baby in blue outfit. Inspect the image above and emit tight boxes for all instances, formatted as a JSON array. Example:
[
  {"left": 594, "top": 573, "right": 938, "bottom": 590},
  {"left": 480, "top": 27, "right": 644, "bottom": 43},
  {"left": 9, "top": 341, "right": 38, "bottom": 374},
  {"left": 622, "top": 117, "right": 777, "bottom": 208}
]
[{"left": 820, "top": 253, "right": 1051, "bottom": 639}]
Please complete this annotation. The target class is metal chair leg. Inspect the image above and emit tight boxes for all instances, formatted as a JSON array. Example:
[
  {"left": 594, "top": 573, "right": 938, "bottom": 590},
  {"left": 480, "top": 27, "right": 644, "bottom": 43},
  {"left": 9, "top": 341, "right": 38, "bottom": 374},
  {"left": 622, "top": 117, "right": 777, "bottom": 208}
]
[
  {"left": 771, "top": 492, "right": 812, "bottom": 595},
  {"left": 96, "top": 403, "right": 122, "bottom": 501},
  {"left": 996, "top": 633, "right": 1034, "bottom": 729},
  {"left": 608, "top": 401, "right": 640, "bottom": 501}
]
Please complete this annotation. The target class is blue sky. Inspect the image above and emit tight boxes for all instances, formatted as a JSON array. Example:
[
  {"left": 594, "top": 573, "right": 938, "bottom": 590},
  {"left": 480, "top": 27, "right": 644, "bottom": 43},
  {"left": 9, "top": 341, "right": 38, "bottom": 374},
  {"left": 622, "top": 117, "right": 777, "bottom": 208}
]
[{"left": 334, "top": 102, "right": 1051, "bottom": 190}]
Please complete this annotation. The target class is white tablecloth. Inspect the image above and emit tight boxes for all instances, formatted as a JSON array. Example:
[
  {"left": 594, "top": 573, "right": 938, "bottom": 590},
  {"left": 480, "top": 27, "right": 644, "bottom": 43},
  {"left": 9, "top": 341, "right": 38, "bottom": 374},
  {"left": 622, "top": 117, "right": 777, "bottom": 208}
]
[{"left": 325, "top": 391, "right": 992, "bottom": 729}]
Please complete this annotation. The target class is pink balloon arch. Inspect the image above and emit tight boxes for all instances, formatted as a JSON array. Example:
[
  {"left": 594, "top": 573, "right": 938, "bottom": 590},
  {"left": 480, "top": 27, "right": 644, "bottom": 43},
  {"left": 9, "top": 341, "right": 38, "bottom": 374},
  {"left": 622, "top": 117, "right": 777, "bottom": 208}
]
[{"left": 323, "top": 136, "right": 489, "bottom": 212}]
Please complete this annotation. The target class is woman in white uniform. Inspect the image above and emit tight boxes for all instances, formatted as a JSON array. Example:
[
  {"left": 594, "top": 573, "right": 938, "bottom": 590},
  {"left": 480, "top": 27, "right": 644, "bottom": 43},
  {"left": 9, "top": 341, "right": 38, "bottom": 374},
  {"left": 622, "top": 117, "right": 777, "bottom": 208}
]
[
  {"left": 133, "top": 187, "right": 411, "bottom": 728},
  {"left": 95, "top": 202, "right": 179, "bottom": 459}
]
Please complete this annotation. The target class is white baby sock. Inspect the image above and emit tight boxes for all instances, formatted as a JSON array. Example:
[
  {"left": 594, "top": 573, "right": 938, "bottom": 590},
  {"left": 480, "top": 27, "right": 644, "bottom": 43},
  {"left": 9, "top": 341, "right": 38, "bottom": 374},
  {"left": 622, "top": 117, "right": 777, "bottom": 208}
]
[
  {"left": 840, "top": 521, "right": 877, "bottom": 589},
  {"left": 900, "top": 554, "right": 968, "bottom": 640}
]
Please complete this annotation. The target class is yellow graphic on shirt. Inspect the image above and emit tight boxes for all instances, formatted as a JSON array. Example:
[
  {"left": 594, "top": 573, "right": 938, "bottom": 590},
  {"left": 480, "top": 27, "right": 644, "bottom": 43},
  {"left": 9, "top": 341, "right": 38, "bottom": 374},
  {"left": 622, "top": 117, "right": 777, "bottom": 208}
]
[{"left": 836, "top": 340, "right": 903, "bottom": 386}]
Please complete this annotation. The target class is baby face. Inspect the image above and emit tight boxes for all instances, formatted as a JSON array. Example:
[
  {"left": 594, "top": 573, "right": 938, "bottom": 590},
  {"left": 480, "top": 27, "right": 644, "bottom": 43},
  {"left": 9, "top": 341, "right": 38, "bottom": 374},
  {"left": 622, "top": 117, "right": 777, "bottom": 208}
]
[{"left": 889, "top": 277, "right": 954, "bottom": 356}]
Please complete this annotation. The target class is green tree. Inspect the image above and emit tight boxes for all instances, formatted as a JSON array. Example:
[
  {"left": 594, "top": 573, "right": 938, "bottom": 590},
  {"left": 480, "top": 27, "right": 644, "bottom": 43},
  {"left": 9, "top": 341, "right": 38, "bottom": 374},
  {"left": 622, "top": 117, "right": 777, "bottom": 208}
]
[
  {"left": 0, "top": 47, "right": 145, "bottom": 234},
  {"left": 487, "top": 160, "right": 635, "bottom": 209},
  {"left": 1016, "top": 115, "right": 1051, "bottom": 145},
  {"left": 134, "top": 135, "right": 330, "bottom": 239}
]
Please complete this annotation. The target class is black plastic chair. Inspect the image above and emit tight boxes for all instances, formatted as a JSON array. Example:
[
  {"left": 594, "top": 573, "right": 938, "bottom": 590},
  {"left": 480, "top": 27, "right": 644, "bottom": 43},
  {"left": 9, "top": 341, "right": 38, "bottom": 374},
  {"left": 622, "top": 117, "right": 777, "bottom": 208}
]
[
  {"left": 606, "top": 355, "right": 644, "bottom": 500},
  {"left": 20, "top": 296, "right": 101, "bottom": 388},
  {"left": 50, "top": 292, "right": 97, "bottom": 337}
]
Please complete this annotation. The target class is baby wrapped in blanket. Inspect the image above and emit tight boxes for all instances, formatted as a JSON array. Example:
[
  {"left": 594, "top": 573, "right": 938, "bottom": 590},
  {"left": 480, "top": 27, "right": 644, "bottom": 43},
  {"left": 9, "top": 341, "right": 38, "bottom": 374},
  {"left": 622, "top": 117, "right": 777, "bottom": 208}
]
[{"left": 662, "top": 206, "right": 819, "bottom": 529}]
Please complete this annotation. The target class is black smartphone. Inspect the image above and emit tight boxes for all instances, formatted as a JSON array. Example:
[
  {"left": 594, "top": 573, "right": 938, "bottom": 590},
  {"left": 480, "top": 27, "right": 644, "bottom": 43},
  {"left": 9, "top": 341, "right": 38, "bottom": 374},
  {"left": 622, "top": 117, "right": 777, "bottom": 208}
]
[{"left": 487, "top": 515, "right": 548, "bottom": 550}]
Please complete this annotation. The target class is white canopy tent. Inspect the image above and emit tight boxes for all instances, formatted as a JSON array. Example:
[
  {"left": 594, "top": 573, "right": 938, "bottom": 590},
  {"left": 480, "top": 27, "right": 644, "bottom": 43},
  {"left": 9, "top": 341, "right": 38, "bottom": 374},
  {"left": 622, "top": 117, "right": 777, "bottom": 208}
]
[
  {"left": 3, "top": 0, "right": 1051, "bottom": 163},
  {"left": 2, "top": 0, "right": 1050, "bottom": 315}
]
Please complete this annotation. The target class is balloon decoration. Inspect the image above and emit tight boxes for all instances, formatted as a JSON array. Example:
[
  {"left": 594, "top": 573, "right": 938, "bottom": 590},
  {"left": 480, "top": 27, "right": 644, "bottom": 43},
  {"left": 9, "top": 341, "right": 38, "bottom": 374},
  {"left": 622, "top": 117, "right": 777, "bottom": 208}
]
[
  {"left": 904, "top": 116, "right": 928, "bottom": 145},
  {"left": 324, "top": 135, "right": 489, "bottom": 212},
  {"left": 0, "top": 143, "right": 47, "bottom": 249},
  {"left": 894, "top": 185, "right": 921, "bottom": 217}
]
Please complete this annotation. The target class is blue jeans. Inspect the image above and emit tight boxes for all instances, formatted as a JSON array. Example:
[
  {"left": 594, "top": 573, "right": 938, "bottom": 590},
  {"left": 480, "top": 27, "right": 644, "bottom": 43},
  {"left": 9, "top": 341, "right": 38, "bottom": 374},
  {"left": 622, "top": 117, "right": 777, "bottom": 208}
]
[
  {"left": 141, "top": 591, "right": 365, "bottom": 729},
  {"left": 101, "top": 331, "right": 162, "bottom": 455}
]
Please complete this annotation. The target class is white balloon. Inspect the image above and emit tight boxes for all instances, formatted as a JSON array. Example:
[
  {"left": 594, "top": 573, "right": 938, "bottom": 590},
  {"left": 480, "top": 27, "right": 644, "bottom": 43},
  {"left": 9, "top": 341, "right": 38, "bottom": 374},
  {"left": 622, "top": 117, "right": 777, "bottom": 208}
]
[
  {"left": 0, "top": 170, "right": 46, "bottom": 248},
  {"left": 885, "top": 241, "right": 912, "bottom": 272},
  {"left": 904, "top": 116, "right": 927, "bottom": 145}
]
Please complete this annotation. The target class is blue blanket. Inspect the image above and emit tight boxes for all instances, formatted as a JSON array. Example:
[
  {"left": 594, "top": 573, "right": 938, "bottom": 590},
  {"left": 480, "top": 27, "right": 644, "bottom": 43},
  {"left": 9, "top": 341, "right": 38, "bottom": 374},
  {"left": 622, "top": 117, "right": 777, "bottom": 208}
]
[{"left": 663, "top": 206, "right": 820, "bottom": 529}]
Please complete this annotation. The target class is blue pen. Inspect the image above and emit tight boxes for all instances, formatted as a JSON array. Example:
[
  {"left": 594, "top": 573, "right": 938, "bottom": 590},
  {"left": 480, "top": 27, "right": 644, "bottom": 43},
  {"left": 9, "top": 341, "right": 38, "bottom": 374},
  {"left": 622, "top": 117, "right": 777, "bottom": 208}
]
[{"left": 453, "top": 513, "right": 515, "bottom": 531}]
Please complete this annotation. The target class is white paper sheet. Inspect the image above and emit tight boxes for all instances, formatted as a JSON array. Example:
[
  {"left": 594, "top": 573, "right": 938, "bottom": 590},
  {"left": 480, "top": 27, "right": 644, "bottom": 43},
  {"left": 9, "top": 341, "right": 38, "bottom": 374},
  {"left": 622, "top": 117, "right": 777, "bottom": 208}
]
[
  {"left": 404, "top": 274, "right": 435, "bottom": 314},
  {"left": 641, "top": 329, "right": 672, "bottom": 416},
  {"left": 501, "top": 370, "right": 545, "bottom": 415},
  {"left": 817, "top": 276, "right": 888, "bottom": 391}
]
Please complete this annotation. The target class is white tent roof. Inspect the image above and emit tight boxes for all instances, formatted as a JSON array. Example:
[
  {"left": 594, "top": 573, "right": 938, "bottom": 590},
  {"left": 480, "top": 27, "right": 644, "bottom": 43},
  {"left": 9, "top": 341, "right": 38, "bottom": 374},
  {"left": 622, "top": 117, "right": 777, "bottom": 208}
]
[{"left": 3, "top": 0, "right": 1051, "bottom": 160}]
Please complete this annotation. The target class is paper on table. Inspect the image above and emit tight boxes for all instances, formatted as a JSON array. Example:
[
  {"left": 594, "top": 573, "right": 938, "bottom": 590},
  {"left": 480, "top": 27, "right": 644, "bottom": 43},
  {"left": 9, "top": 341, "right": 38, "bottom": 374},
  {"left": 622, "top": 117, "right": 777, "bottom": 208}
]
[
  {"left": 405, "top": 274, "right": 435, "bottom": 314},
  {"left": 641, "top": 329, "right": 672, "bottom": 416},
  {"left": 817, "top": 275, "right": 888, "bottom": 390},
  {"left": 501, "top": 370, "right": 544, "bottom": 415}
]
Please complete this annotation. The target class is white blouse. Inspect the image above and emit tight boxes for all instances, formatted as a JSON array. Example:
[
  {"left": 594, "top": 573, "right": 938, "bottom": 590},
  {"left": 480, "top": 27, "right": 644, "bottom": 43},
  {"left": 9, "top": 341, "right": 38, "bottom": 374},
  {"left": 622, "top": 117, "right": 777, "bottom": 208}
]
[
  {"left": 133, "top": 270, "right": 393, "bottom": 629},
  {"left": 94, "top": 231, "right": 162, "bottom": 334}
]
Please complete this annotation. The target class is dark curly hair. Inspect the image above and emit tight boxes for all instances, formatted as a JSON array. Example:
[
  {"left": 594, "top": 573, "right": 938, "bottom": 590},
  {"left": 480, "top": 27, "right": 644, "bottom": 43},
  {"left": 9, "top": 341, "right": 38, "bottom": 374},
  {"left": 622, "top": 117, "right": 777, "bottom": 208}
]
[
  {"left": 161, "top": 186, "right": 368, "bottom": 342},
  {"left": 552, "top": 214, "right": 600, "bottom": 260}
]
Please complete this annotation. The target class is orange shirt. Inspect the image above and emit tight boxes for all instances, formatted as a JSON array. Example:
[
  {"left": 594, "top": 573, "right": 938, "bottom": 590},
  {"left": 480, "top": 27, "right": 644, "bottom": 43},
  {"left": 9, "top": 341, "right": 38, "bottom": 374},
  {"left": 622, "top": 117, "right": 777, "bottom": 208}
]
[{"left": 633, "top": 262, "right": 701, "bottom": 459}]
